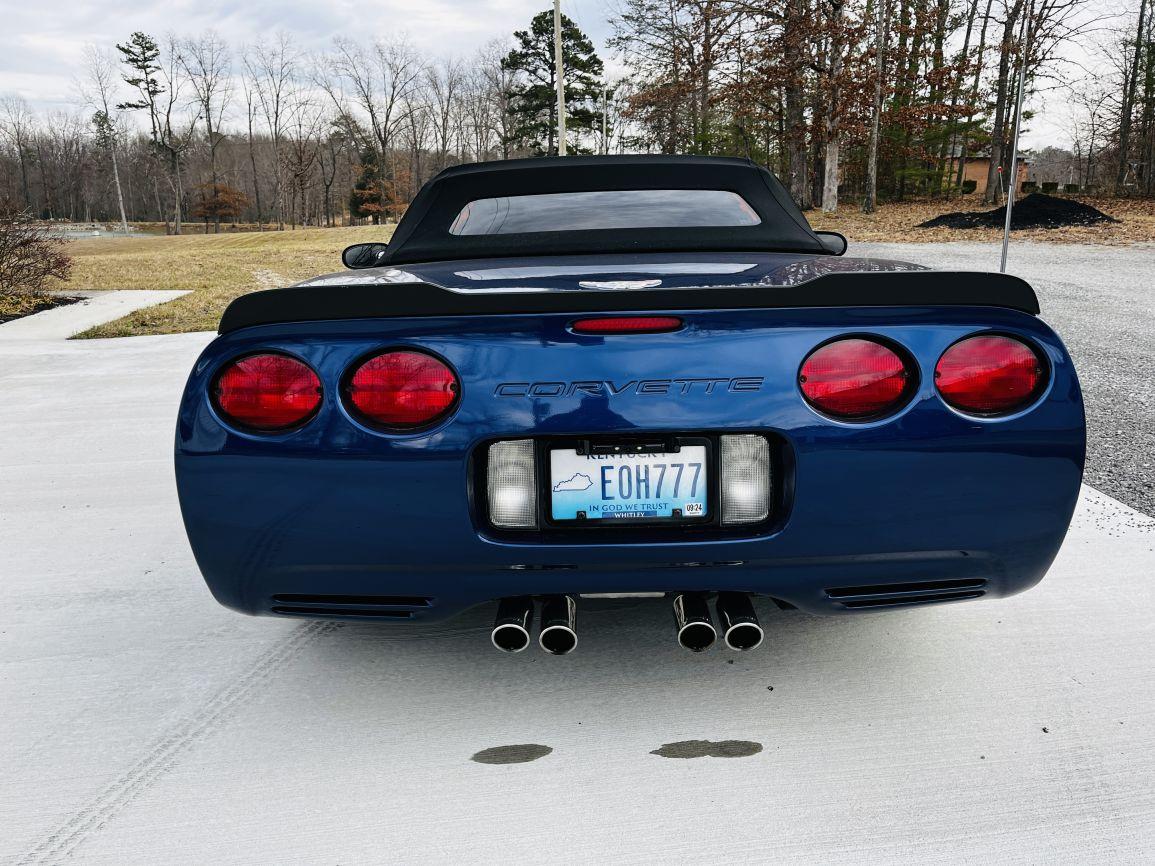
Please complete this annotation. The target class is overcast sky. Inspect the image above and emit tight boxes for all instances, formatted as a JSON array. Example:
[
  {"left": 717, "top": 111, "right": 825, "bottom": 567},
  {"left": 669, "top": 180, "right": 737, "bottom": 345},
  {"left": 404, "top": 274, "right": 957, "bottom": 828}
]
[
  {"left": 0, "top": 0, "right": 1093, "bottom": 150},
  {"left": 0, "top": 0, "right": 612, "bottom": 108}
]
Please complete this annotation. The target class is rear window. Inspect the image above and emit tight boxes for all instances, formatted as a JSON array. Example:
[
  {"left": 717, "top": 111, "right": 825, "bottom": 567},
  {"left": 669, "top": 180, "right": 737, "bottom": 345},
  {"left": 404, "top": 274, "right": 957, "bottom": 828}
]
[{"left": 448, "top": 189, "right": 761, "bottom": 235}]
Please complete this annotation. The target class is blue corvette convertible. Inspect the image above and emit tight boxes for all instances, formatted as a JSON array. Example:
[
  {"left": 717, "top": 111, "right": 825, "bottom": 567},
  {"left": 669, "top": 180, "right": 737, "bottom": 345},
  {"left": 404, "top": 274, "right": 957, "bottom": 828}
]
[{"left": 175, "top": 155, "right": 1085, "bottom": 655}]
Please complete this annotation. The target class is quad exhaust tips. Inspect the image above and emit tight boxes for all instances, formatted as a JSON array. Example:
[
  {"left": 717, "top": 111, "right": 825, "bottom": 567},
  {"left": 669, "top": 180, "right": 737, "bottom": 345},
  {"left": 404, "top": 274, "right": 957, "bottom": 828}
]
[
  {"left": 716, "top": 592, "right": 764, "bottom": 651},
  {"left": 491, "top": 596, "right": 534, "bottom": 653},
  {"left": 673, "top": 593, "right": 717, "bottom": 652},
  {"left": 538, "top": 595, "right": 578, "bottom": 655},
  {"left": 492, "top": 592, "right": 760, "bottom": 655}
]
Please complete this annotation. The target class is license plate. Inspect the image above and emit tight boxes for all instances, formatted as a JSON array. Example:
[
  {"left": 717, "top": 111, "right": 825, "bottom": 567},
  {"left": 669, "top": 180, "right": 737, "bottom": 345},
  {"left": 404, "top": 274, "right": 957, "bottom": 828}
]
[{"left": 549, "top": 445, "right": 709, "bottom": 522}]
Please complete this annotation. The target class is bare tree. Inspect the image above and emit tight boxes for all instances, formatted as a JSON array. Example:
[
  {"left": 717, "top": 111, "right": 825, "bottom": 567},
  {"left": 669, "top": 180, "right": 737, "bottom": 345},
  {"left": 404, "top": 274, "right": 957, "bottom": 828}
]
[
  {"left": 1117, "top": 0, "right": 1147, "bottom": 190},
  {"left": 316, "top": 123, "right": 348, "bottom": 226},
  {"left": 821, "top": 0, "right": 848, "bottom": 213},
  {"left": 783, "top": 0, "right": 812, "bottom": 207},
  {"left": 283, "top": 90, "right": 324, "bottom": 228},
  {"left": 79, "top": 46, "right": 131, "bottom": 234},
  {"left": 180, "top": 31, "right": 232, "bottom": 231},
  {"left": 477, "top": 39, "right": 518, "bottom": 158},
  {"left": 1, "top": 97, "right": 36, "bottom": 213},
  {"left": 245, "top": 33, "right": 300, "bottom": 230},
  {"left": 954, "top": 0, "right": 995, "bottom": 192},
  {"left": 426, "top": 57, "right": 465, "bottom": 172},
  {"left": 863, "top": 0, "right": 891, "bottom": 212},
  {"left": 240, "top": 75, "right": 264, "bottom": 227},
  {"left": 324, "top": 36, "right": 423, "bottom": 215},
  {"left": 984, "top": 0, "right": 1095, "bottom": 202},
  {"left": 983, "top": 0, "right": 1026, "bottom": 203}
]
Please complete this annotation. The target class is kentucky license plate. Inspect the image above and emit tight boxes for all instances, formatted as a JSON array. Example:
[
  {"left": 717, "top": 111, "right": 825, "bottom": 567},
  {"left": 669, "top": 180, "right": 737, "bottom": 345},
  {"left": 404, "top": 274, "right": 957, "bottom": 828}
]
[{"left": 549, "top": 445, "right": 708, "bottom": 522}]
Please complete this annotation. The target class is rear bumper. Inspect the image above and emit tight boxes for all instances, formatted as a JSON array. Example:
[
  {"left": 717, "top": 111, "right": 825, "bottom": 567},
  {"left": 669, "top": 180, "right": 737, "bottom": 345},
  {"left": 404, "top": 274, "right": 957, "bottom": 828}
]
[
  {"left": 175, "top": 306, "right": 1085, "bottom": 621},
  {"left": 179, "top": 463, "right": 1072, "bottom": 620},
  {"left": 212, "top": 555, "right": 1044, "bottom": 620}
]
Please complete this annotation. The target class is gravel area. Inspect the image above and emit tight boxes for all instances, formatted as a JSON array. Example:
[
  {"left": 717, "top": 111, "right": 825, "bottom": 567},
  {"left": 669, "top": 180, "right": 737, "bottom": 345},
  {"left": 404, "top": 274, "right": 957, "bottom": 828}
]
[{"left": 858, "top": 241, "right": 1155, "bottom": 517}]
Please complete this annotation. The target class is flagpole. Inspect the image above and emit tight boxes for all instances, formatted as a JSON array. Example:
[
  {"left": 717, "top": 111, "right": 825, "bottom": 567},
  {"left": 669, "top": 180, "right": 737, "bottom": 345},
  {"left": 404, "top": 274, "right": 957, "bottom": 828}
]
[
  {"left": 554, "top": 0, "right": 568, "bottom": 156},
  {"left": 1000, "top": 5, "right": 1031, "bottom": 273},
  {"left": 602, "top": 83, "right": 608, "bottom": 154}
]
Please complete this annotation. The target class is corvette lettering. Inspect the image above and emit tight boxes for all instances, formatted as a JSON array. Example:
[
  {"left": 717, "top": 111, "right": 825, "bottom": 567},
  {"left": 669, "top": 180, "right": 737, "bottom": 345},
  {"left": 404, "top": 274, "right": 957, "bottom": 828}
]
[{"left": 494, "top": 377, "right": 764, "bottom": 397}]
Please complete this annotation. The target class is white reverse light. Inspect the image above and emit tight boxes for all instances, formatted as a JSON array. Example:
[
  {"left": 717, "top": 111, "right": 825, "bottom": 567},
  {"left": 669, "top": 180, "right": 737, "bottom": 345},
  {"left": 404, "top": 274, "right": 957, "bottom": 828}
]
[
  {"left": 487, "top": 440, "right": 537, "bottom": 528},
  {"left": 720, "top": 434, "right": 771, "bottom": 525}
]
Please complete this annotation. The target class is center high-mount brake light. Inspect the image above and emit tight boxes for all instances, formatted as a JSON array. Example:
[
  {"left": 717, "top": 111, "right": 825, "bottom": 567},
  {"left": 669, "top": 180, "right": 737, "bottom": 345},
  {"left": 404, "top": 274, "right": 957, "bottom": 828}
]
[
  {"left": 345, "top": 350, "right": 460, "bottom": 430},
  {"left": 799, "top": 337, "right": 913, "bottom": 420},
  {"left": 212, "top": 353, "right": 322, "bottom": 432},
  {"left": 570, "top": 316, "right": 683, "bottom": 334}
]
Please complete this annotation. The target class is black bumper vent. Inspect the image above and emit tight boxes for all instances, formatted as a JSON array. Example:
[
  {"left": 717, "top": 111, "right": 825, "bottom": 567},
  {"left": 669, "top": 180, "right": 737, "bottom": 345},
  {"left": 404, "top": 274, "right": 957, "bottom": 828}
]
[
  {"left": 825, "top": 579, "right": 987, "bottom": 609},
  {"left": 270, "top": 594, "right": 433, "bottom": 618}
]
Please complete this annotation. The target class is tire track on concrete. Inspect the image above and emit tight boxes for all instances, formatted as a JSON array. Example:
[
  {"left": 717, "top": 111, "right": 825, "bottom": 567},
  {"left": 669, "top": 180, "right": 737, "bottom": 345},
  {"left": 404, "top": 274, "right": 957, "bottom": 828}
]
[{"left": 21, "top": 621, "right": 339, "bottom": 864}]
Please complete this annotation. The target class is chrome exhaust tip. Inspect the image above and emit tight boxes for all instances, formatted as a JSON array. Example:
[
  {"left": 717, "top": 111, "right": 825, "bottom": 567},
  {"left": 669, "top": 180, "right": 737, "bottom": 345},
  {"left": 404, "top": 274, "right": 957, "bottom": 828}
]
[
  {"left": 716, "top": 592, "right": 764, "bottom": 651},
  {"left": 491, "top": 596, "right": 534, "bottom": 653},
  {"left": 538, "top": 595, "right": 578, "bottom": 655},
  {"left": 673, "top": 593, "right": 717, "bottom": 652}
]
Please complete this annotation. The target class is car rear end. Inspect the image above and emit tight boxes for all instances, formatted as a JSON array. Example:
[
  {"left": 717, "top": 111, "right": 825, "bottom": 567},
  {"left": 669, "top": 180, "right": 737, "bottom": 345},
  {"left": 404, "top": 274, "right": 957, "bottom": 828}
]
[{"left": 174, "top": 298, "right": 1085, "bottom": 636}]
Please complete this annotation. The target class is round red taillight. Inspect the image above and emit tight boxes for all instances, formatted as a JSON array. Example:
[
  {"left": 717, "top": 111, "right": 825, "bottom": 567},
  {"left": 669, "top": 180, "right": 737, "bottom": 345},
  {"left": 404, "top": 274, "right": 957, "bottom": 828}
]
[
  {"left": 345, "top": 350, "right": 460, "bottom": 429},
  {"left": 213, "top": 353, "right": 322, "bottom": 432},
  {"left": 799, "top": 337, "right": 913, "bottom": 420},
  {"left": 935, "top": 334, "right": 1045, "bottom": 415}
]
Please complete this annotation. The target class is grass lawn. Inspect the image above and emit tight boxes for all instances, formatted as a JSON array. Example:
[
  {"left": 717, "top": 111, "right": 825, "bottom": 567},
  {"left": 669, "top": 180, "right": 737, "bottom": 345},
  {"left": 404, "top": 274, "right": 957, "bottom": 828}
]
[
  {"left": 36, "top": 196, "right": 1155, "bottom": 338},
  {"left": 64, "top": 225, "right": 393, "bottom": 338}
]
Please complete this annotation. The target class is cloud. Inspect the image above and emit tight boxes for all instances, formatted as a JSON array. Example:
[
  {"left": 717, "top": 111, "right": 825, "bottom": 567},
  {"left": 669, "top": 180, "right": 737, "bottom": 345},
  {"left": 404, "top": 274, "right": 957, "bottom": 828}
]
[{"left": 552, "top": 472, "right": 593, "bottom": 493}]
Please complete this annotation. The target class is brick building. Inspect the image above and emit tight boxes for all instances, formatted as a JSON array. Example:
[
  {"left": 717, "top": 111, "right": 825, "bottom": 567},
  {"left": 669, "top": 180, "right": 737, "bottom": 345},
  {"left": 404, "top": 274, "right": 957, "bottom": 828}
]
[{"left": 952, "top": 156, "right": 1030, "bottom": 195}]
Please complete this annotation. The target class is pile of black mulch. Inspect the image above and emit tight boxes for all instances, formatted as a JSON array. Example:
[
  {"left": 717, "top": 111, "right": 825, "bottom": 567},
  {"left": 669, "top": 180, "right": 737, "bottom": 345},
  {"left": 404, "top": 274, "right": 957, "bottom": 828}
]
[{"left": 918, "top": 193, "right": 1119, "bottom": 230}]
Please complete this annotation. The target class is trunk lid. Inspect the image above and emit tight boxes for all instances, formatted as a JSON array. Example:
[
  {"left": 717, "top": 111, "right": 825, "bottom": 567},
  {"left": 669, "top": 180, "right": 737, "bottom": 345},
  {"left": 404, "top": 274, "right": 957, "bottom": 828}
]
[{"left": 293, "top": 252, "right": 925, "bottom": 293}]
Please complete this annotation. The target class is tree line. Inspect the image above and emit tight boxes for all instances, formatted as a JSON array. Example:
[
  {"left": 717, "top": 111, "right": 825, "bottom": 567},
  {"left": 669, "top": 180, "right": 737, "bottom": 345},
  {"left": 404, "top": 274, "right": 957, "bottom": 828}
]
[
  {"left": 0, "top": 3, "right": 1148, "bottom": 232},
  {"left": 0, "top": 13, "right": 610, "bottom": 233},
  {"left": 610, "top": 0, "right": 1110, "bottom": 212}
]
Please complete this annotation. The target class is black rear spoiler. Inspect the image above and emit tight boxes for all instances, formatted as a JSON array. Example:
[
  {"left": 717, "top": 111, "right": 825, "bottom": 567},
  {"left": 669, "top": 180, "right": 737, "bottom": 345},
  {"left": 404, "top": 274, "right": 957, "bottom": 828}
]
[{"left": 218, "top": 271, "right": 1040, "bottom": 335}]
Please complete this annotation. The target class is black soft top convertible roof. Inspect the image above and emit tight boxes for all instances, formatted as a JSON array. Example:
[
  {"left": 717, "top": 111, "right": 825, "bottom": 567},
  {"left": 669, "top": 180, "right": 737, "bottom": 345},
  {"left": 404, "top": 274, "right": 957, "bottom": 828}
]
[{"left": 378, "top": 155, "right": 827, "bottom": 265}]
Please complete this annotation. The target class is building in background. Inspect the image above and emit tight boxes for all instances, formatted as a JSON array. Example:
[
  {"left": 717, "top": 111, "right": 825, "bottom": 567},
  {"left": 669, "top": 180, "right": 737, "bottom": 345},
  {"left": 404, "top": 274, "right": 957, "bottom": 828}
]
[{"left": 951, "top": 156, "right": 1030, "bottom": 195}]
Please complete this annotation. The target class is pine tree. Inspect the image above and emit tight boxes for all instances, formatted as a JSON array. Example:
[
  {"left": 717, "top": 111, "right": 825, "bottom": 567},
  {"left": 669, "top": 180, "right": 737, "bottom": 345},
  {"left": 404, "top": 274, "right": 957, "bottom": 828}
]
[
  {"left": 349, "top": 146, "right": 385, "bottom": 224},
  {"left": 116, "top": 32, "right": 193, "bottom": 233},
  {"left": 501, "top": 10, "right": 608, "bottom": 155}
]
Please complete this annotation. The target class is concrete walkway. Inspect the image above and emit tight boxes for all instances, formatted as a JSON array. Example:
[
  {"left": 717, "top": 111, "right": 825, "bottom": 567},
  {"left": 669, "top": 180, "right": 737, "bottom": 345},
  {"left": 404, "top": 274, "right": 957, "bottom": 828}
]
[
  {"left": 0, "top": 290, "right": 187, "bottom": 341},
  {"left": 1, "top": 329, "right": 1153, "bottom": 863}
]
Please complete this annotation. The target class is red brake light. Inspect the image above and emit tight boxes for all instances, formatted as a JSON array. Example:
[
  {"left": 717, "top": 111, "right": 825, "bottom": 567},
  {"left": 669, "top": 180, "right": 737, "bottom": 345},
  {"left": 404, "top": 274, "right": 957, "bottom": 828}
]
[
  {"left": 213, "top": 353, "right": 322, "bottom": 431},
  {"left": 571, "top": 316, "right": 683, "bottom": 334},
  {"left": 345, "top": 350, "right": 459, "bottom": 429},
  {"left": 935, "top": 335, "right": 1044, "bottom": 415},
  {"left": 799, "top": 337, "right": 913, "bottom": 419}
]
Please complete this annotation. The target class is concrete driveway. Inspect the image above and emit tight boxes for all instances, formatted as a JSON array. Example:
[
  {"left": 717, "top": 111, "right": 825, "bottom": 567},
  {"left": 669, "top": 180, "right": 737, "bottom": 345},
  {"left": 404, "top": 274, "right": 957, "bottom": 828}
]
[{"left": 2, "top": 243, "right": 1153, "bottom": 864}]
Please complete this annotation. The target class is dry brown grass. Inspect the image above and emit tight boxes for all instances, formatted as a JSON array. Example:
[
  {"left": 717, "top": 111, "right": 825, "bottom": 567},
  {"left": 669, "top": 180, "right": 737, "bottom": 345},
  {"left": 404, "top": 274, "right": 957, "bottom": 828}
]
[
  {"left": 807, "top": 196, "right": 1155, "bottom": 245},
  {"left": 0, "top": 293, "right": 76, "bottom": 323},
  {"left": 45, "top": 197, "right": 1155, "bottom": 338},
  {"left": 0, "top": 293, "right": 43, "bottom": 322},
  {"left": 66, "top": 225, "right": 393, "bottom": 338}
]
